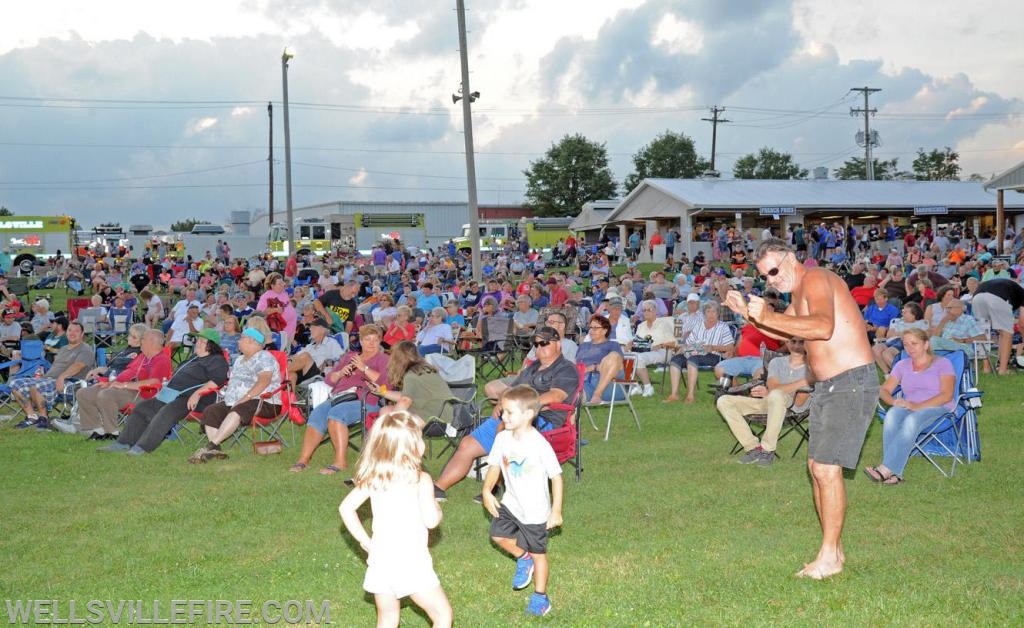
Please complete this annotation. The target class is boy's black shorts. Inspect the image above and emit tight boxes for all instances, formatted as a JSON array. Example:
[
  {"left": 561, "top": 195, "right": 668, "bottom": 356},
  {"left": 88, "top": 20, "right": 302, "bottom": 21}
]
[{"left": 490, "top": 504, "right": 548, "bottom": 554}]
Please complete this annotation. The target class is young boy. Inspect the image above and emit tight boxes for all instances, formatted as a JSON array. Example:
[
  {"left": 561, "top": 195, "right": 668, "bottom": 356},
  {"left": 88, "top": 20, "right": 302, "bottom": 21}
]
[{"left": 482, "top": 385, "right": 564, "bottom": 617}]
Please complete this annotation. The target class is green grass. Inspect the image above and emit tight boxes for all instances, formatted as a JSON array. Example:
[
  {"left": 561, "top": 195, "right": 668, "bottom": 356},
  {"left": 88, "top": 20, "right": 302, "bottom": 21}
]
[
  {"left": 5, "top": 286, "right": 1022, "bottom": 626},
  {"left": 2, "top": 363, "right": 1022, "bottom": 626}
]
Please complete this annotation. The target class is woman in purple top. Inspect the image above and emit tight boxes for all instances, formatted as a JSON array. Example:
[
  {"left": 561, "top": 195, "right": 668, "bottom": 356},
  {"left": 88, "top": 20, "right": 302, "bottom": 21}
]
[{"left": 865, "top": 328, "right": 956, "bottom": 484}]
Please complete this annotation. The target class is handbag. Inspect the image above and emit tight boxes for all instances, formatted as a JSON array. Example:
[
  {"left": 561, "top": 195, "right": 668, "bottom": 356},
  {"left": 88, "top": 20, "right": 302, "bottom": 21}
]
[
  {"left": 154, "top": 386, "right": 184, "bottom": 404},
  {"left": 251, "top": 402, "right": 283, "bottom": 455}
]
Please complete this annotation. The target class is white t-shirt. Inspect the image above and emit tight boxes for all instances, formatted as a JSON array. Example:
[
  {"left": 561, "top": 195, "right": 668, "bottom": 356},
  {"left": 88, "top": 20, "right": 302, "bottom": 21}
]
[
  {"left": 300, "top": 336, "right": 343, "bottom": 369},
  {"left": 169, "top": 317, "right": 202, "bottom": 343},
  {"left": 488, "top": 428, "right": 562, "bottom": 525}
]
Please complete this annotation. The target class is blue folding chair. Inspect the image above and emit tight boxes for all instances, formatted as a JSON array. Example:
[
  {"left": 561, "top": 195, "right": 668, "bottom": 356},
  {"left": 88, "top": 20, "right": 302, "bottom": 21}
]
[{"left": 0, "top": 339, "right": 52, "bottom": 415}]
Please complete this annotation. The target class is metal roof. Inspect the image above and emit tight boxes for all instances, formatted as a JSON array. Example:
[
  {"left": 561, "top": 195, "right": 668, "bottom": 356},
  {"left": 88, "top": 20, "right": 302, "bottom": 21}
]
[
  {"left": 984, "top": 158, "right": 1024, "bottom": 191},
  {"left": 607, "top": 179, "right": 1024, "bottom": 222},
  {"left": 569, "top": 200, "right": 619, "bottom": 231}
]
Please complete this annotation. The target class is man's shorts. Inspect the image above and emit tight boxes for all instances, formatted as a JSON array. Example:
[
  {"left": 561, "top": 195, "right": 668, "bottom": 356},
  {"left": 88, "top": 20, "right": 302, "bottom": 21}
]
[
  {"left": 490, "top": 504, "right": 549, "bottom": 554},
  {"left": 808, "top": 363, "right": 880, "bottom": 469},
  {"left": 10, "top": 377, "right": 59, "bottom": 407},
  {"left": 670, "top": 353, "right": 722, "bottom": 370},
  {"left": 971, "top": 292, "right": 1013, "bottom": 332},
  {"left": 471, "top": 416, "right": 554, "bottom": 452},
  {"left": 295, "top": 362, "right": 321, "bottom": 386}
]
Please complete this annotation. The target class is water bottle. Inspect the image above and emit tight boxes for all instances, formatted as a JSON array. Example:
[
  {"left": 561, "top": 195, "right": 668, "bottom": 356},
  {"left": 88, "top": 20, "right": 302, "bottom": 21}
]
[{"left": 35, "top": 366, "right": 44, "bottom": 378}]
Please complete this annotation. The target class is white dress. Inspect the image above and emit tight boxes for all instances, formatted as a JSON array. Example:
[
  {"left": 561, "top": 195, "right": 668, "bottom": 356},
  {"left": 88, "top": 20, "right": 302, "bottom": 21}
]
[{"left": 362, "top": 482, "right": 440, "bottom": 599}]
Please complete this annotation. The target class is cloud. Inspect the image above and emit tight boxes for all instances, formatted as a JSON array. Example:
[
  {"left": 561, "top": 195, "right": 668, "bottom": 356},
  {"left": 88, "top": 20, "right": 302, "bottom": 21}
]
[
  {"left": 348, "top": 167, "right": 368, "bottom": 186},
  {"left": 187, "top": 117, "right": 220, "bottom": 134}
]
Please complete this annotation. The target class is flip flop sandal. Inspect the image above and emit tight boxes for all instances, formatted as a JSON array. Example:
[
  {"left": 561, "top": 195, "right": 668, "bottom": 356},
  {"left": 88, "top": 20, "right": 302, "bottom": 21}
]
[
  {"left": 288, "top": 463, "right": 308, "bottom": 473},
  {"left": 319, "top": 464, "right": 342, "bottom": 476},
  {"left": 863, "top": 466, "right": 885, "bottom": 482},
  {"left": 882, "top": 474, "right": 903, "bottom": 485}
]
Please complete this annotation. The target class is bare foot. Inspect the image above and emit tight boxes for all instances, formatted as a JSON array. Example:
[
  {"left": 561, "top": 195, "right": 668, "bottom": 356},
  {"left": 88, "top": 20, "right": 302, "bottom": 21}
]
[
  {"left": 683, "top": 396, "right": 695, "bottom": 404},
  {"left": 795, "top": 558, "right": 843, "bottom": 580},
  {"left": 586, "top": 396, "right": 603, "bottom": 405},
  {"left": 662, "top": 395, "right": 679, "bottom": 403}
]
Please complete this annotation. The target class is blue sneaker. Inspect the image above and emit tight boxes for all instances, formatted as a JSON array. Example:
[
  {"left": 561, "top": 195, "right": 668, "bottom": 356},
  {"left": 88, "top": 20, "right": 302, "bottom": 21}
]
[
  {"left": 34, "top": 419, "right": 53, "bottom": 431},
  {"left": 526, "top": 592, "right": 551, "bottom": 617},
  {"left": 512, "top": 554, "right": 534, "bottom": 590},
  {"left": 126, "top": 445, "right": 146, "bottom": 456},
  {"left": 14, "top": 417, "right": 38, "bottom": 429}
]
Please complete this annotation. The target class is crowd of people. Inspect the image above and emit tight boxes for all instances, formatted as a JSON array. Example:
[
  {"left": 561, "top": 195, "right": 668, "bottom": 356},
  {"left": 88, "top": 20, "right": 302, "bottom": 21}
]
[{"left": 3, "top": 219, "right": 1015, "bottom": 618}]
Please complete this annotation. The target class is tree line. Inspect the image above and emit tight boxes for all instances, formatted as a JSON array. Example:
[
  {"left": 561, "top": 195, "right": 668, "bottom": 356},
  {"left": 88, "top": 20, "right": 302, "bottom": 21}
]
[{"left": 524, "top": 131, "right": 978, "bottom": 217}]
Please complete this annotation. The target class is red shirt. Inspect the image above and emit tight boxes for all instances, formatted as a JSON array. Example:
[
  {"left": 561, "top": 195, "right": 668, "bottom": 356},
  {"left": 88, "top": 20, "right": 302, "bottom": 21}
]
[
  {"left": 549, "top": 285, "right": 569, "bottom": 307},
  {"left": 115, "top": 350, "right": 172, "bottom": 383},
  {"left": 735, "top": 324, "right": 782, "bottom": 358},
  {"left": 850, "top": 285, "right": 876, "bottom": 307},
  {"left": 383, "top": 322, "right": 417, "bottom": 346}
]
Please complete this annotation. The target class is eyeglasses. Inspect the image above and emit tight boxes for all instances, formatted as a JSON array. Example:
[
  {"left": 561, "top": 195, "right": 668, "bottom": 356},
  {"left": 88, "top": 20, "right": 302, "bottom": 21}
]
[
  {"left": 588, "top": 325, "right": 603, "bottom": 330},
  {"left": 532, "top": 339, "right": 552, "bottom": 347},
  {"left": 758, "top": 253, "right": 788, "bottom": 281}
]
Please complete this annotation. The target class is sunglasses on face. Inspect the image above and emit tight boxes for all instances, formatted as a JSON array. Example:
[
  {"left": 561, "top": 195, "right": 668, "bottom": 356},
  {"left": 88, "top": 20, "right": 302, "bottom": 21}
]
[{"left": 532, "top": 339, "right": 552, "bottom": 347}]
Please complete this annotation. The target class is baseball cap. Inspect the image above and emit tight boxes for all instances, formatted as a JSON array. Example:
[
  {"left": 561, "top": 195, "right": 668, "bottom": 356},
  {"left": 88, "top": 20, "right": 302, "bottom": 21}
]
[
  {"left": 686, "top": 293, "right": 701, "bottom": 302},
  {"left": 533, "top": 325, "right": 561, "bottom": 342},
  {"left": 607, "top": 297, "right": 624, "bottom": 308},
  {"left": 309, "top": 317, "right": 331, "bottom": 330},
  {"left": 2, "top": 308, "right": 14, "bottom": 317}
]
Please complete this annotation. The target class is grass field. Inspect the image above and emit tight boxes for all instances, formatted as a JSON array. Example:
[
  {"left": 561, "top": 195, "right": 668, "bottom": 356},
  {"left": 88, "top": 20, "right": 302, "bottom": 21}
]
[{"left": 3, "top": 285, "right": 1022, "bottom": 626}]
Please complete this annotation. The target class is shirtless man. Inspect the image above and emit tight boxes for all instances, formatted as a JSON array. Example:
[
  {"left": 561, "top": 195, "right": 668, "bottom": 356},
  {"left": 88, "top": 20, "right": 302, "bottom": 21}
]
[{"left": 725, "top": 238, "right": 879, "bottom": 580}]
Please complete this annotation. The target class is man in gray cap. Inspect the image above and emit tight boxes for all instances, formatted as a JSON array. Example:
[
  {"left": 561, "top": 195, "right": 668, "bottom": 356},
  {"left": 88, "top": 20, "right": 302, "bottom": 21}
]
[{"left": 287, "top": 317, "right": 344, "bottom": 387}]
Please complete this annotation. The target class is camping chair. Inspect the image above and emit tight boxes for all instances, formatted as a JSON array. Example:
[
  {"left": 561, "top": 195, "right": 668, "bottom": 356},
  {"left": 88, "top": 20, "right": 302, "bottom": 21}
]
[
  {"left": 727, "top": 387, "right": 813, "bottom": 458},
  {"left": 77, "top": 307, "right": 108, "bottom": 341},
  {"left": 541, "top": 363, "right": 586, "bottom": 481},
  {"left": 231, "top": 350, "right": 306, "bottom": 449},
  {"left": 95, "top": 307, "right": 133, "bottom": 349},
  {"left": 423, "top": 379, "right": 480, "bottom": 462},
  {"left": 460, "top": 315, "right": 514, "bottom": 379},
  {"left": 0, "top": 338, "right": 50, "bottom": 414},
  {"left": 877, "top": 349, "right": 982, "bottom": 477},
  {"left": 660, "top": 318, "right": 688, "bottom": 393},
  {"left": 583, "top": 353, "right": 641, "bottom": 441},
  {"left": 971, "top": 319, "right": 997, "bottom": 379}
]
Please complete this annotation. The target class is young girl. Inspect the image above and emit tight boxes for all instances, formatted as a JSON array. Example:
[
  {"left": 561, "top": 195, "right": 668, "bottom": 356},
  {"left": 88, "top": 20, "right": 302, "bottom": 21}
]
[{"left": 339, "top": 410, "right": 453, "bottom": 628}]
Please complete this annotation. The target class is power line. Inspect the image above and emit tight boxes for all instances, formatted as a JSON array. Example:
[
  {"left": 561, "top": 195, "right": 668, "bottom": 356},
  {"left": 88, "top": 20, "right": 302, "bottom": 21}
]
[
  {"left": 701, "top": 106, "right": 730, "bottom": 172},
  {"left": 0, "top": 159, "right": 265, "bottom": 185}
]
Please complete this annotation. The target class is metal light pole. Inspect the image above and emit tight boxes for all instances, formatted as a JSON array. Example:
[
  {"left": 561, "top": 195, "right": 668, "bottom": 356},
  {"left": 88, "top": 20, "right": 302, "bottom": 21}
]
[
  {"left": 281, "top": 48, "right": 295, "bottom": 254},
  {"left": 455, "top": 0, "right": 482, "bottom": 282},
  {"left": 267, "top": 101, "right": 274, "bottom": 225}
]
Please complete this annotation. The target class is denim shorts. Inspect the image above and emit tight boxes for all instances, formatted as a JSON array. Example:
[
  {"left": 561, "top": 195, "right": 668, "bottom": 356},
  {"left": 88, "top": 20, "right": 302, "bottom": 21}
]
[{"left": 808, "top": 363, "right": 880, "bottom": 469}]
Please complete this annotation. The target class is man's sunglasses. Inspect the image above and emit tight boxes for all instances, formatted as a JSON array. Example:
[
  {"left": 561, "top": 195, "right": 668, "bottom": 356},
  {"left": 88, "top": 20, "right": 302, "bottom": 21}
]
[
  {"left": 758, "top": 267, "right": 782, "bottom": 282},
  {"left": 532, "top": 339, "right": 552, "bottom": 347}
]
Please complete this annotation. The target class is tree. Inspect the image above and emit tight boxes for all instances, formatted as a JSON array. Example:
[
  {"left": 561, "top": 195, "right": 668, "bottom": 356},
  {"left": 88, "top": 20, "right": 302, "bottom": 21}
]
[
  {"left": 833, "top": 156, "right": 904, "bottom": 180},
  {"left": 523, "top": 134, "right": 617, "bottom": 217},
  {"left": 170, "top": 218, "right": 211, "bottom": 232},
  {"left": 622, "top": 130, "right": 710, "bottom": 194},
  {"left": 732, "top": 147, "right": 808, "bottom": 180},
  {"left": 0, "top": 206, "right": 12, "bottom": 216},
  {"left": 913, "top": 147, "right": 961, "bottom": 181}
]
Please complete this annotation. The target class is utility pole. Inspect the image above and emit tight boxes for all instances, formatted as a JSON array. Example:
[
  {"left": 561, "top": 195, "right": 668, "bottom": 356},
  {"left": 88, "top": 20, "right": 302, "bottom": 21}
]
[
  {"left": 455, "top": 0, "right": 482, "bottom": 282},
  {"left": 282, "top": 48, "right": 295, "bottom": 255},
  {"left": 267, "top": 101, "right": 274, "bottom": 225},
  {"left": 850, "top": 86, "right": 881, "bottom": 180},
  {"left": 702, "top": 106, "right": 730, "bottom": 173}
]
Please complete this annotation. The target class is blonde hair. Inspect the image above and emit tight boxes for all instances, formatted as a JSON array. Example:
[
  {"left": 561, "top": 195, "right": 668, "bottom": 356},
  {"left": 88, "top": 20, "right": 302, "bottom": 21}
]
[
  {"left": 901, "top": 327, "right": 934, "bottom": 356},
  {"left": 500, "top": 384, "right": 541, "bottom": 415},
  {"left": 353, "top": 410, "right": 425, "bottom": 491}
]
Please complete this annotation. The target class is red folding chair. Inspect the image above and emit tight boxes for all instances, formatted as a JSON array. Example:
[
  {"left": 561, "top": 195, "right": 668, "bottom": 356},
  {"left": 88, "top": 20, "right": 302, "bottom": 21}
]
[{"left": 542, "top": 363, "right": 585, "bottom": 481}]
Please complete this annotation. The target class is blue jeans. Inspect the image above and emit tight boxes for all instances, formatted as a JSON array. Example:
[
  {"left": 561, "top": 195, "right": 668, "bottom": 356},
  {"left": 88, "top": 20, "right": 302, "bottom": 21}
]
[
  {"left": 306, "top": 399, "right": 378, "bottom": 433},
  {"left": 418, "top": 345, "right": 443, "bottom": 356},
  {"left": 881, "top": 405, "right": 950, "bottom": 476}
]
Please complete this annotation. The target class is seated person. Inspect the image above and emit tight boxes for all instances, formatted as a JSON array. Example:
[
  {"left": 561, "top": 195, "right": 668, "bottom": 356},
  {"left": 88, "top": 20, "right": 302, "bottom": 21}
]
[
  {"left": 627, "top": 300, "right": 678, "bottom": 398},
  {"left": 42, "top": 317, "right": 70, "bottom": 358},
  {"left": 716, "top": 337, "right": 810, "bottom": 466},
  {"left": 864, "top": 328, "right": 956, "bottom": 484},
  {"left": 382, "top": 305, "right": 417, "bottom": 349},
  {"left": 873, "top": 302, "right": 928, "bottom": 372},
  {"left": 850, "top": 275, "right": 879, "bottom": 307},
  {"left": 432, "top": 325, "right": 579, "bottom": 501},
  {"left": 189, "top": 328, "right": 284, "bottom": 463},
  {"left": 443, "top": 301, "right": 465, "bottom": 330},
  {"left": 512, "top": 295, "right": 539, "bottom": 336},
  {"left": 287, "top": 317, "right": 343, "bottom": 387},
  {"left": 167, "top": 303, "right": 205, "bottom": 350},
  {"left": 29, "top": 299, "right": 55, "bottom": 339},
  {"left": 415, "top": 307, "right": 455, "bottom": 356},
  {"left": 219, "top": 314, "right": 242, "bottom": 360},
  {"left": 864, "top": 289, "right": 900, "bottom": 343},
  {"left": 0, "top": 308, "right": 22, "bottom": 356},
  {"left": 578, "top": 315, "right": 626, "bottom": 404},
  {"left": 367, "top": 341, "right": 455, "bottom": 426},
  {"left": 98, "top": 329, "right": 229, "bottom": 455},
  {"left": 927, "top": 299, "right": 987, "bottom": 361},
  {"left": 12, "top": 321, "right": 95, "bottom": 431},
  {"left": 713, "top": 297, "right": 784, "bottom": 386},
  {"left": 289, "top": 325, "right": 389, "bottom": 475},
  {"left": 69, "top": 329, "right": 171, "bottom": 439},
  {"left": 663, "top": 302, "right": 735, "bottom": 404}
]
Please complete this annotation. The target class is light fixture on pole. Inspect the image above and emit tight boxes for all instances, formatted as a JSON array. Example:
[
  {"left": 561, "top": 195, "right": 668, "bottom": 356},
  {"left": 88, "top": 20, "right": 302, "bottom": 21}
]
[{"left": 281, "top": 47, "right": 295, "bottom": 255}]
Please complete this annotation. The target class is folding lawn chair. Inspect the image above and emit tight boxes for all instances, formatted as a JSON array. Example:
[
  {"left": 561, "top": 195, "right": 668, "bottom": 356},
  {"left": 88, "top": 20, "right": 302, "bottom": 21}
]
[
  {"left": 460, "top": 315, "right": 514, "bottom": 379},
  {"left": 727, "top": 387, "right": 813, "bottom": 458},
  {"left": 231, "top": 350, "right": 306, "bottom": 449},
  {"left": 0, "top": 339, "right": 51, "bottom": 414},
  {"left": 542, "top": 363, "right": 586, "bottom": 481},
  {"left": 583, "top": 353, "right": 641, "bottom": 441}
]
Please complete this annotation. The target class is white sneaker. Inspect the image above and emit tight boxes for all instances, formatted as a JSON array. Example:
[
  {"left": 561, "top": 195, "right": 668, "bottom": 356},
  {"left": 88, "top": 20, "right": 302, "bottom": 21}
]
[
  {"left": 641, "top": 384, "right": 655, "bottom": 397},
  {"left": 50, "top": 418, "right": 77, "bottom": 434},
  {"left": 628, "top": 385, "right": 642, "bottom": 396}
]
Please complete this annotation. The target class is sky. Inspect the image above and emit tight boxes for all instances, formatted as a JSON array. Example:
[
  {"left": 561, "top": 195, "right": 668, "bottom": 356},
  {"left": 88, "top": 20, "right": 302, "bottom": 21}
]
[{"left": 0, "top": 0, "right": 1021, "bottom": 228}]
